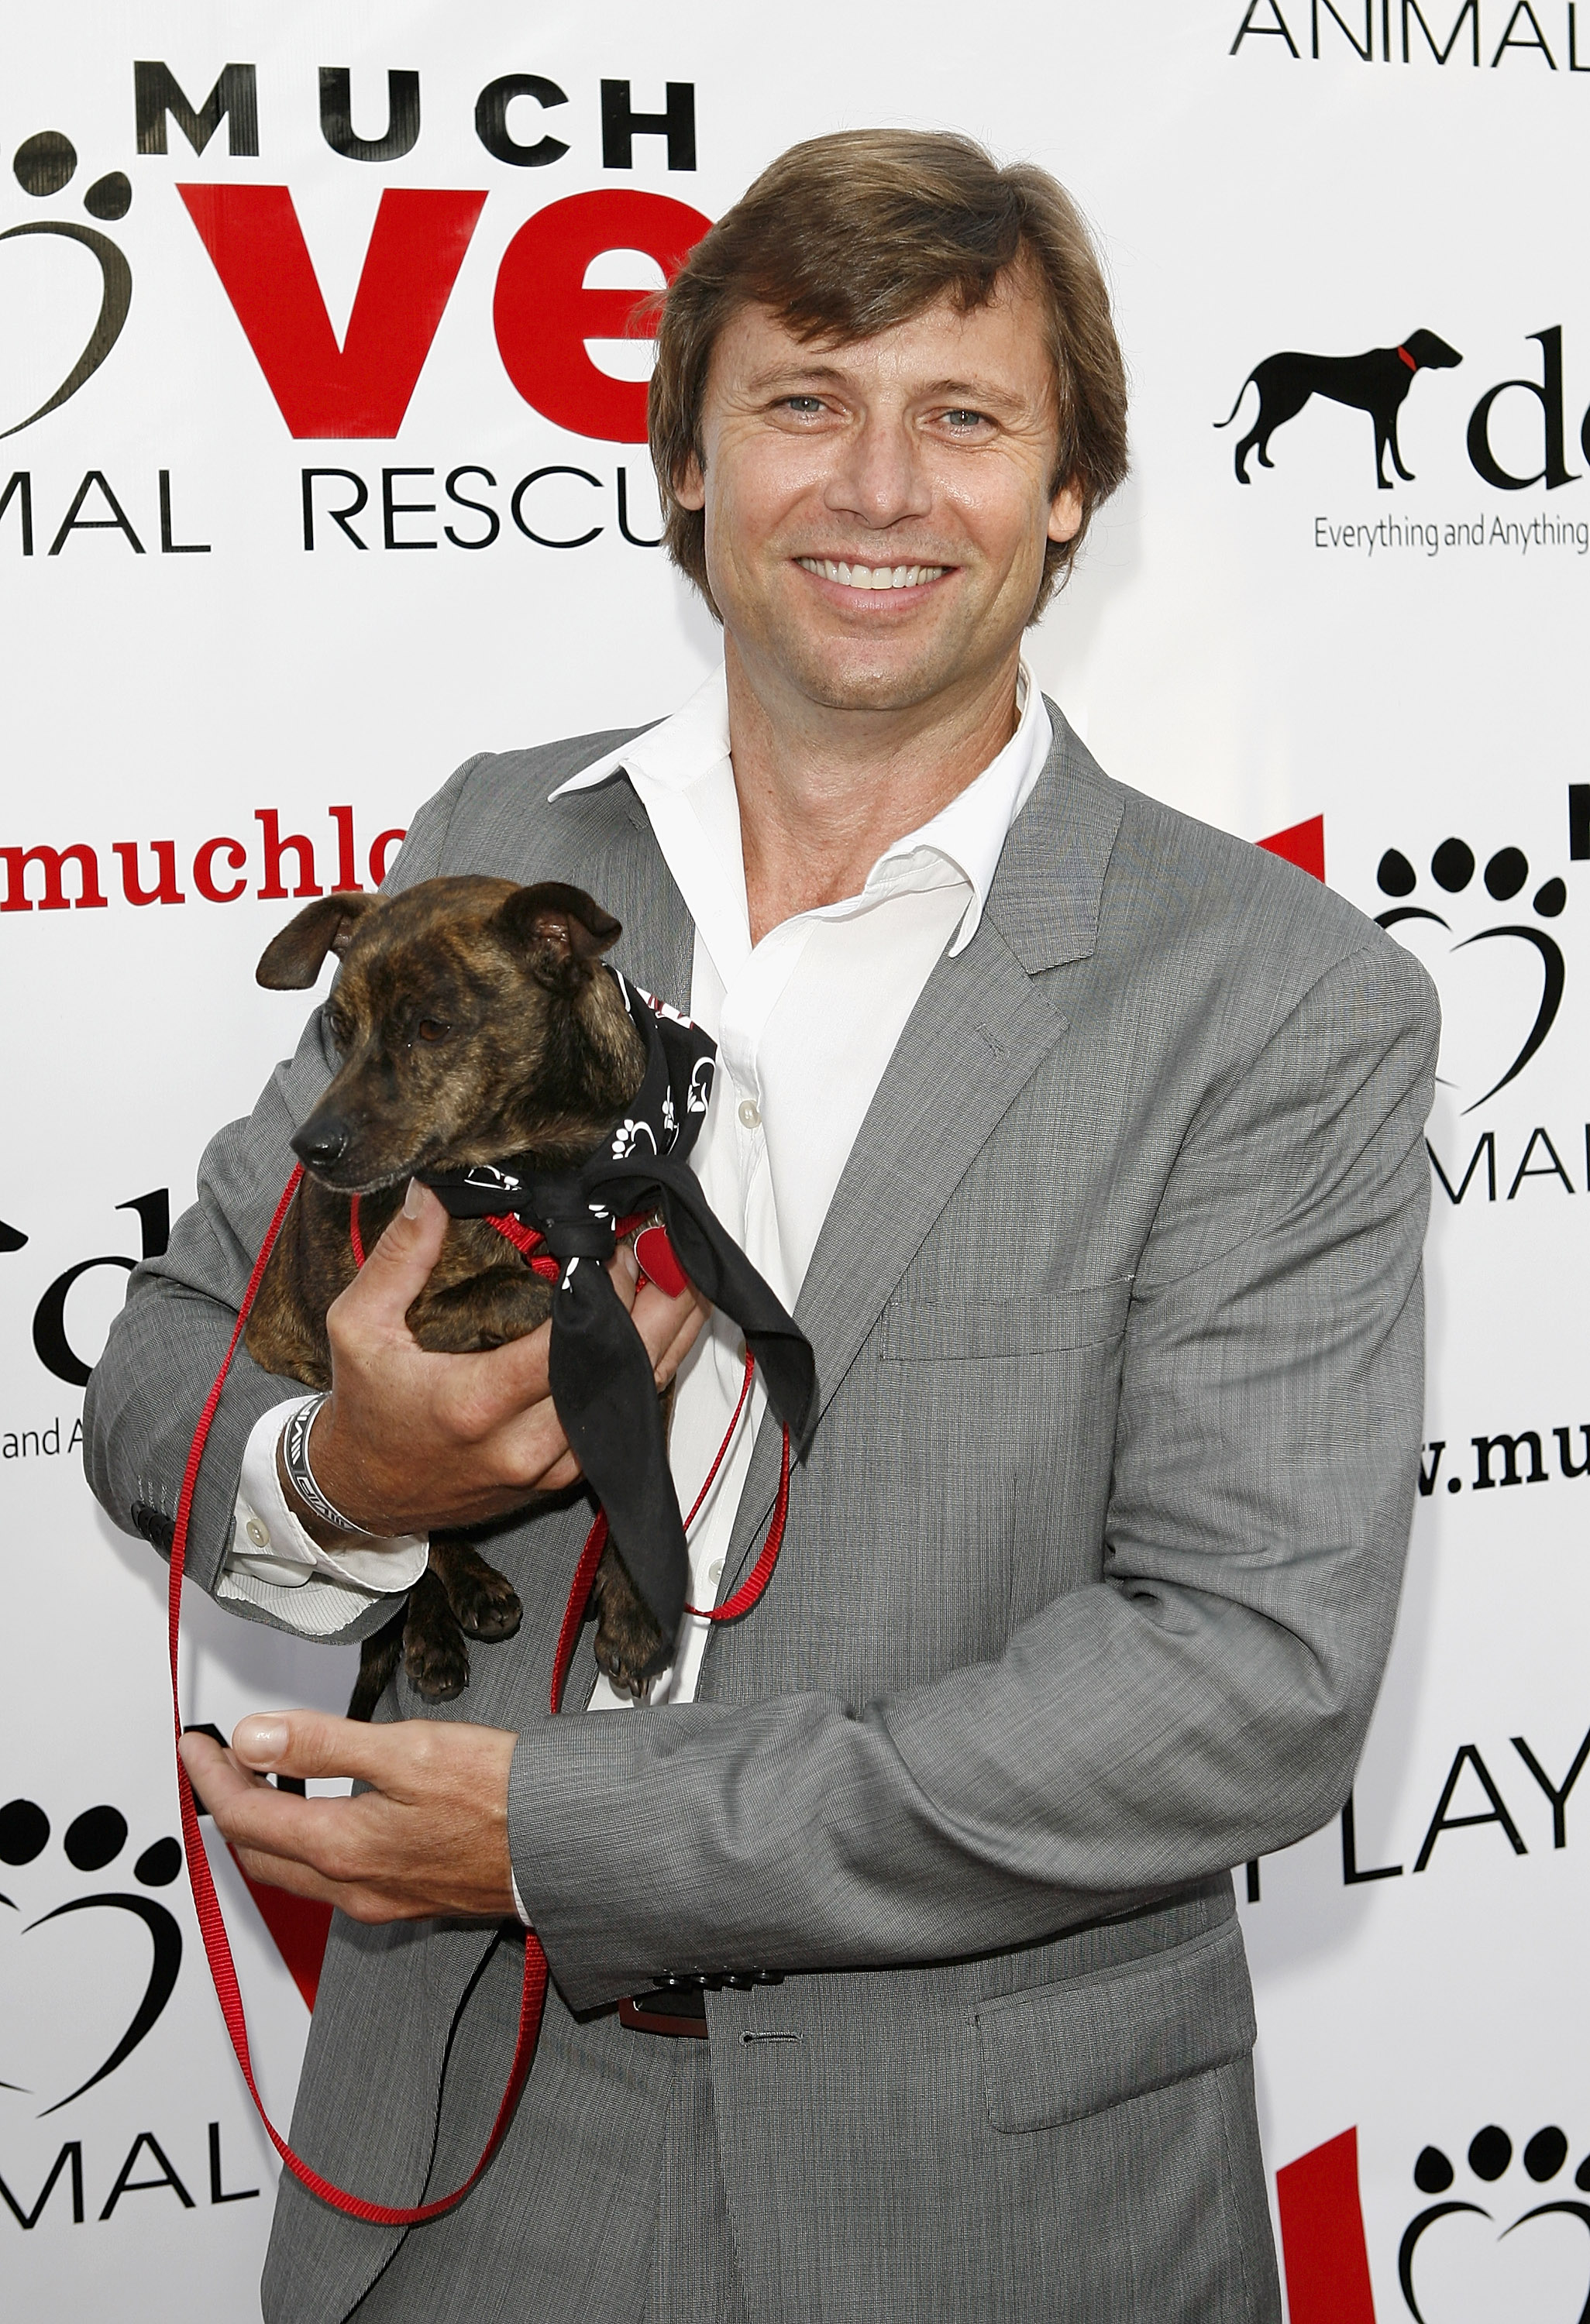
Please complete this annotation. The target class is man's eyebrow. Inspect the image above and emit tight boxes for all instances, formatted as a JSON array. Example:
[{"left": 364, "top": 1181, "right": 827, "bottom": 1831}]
[{"left": 742, "top": 363, "right": 1027, "bottom": 409}]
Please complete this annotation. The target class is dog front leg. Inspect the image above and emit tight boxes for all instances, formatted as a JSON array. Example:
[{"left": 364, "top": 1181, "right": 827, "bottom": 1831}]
[
  {"left": 348, "top": 1605, "right": 405, "bottom": 1721},
  {"left": 590, "top": 1543, "right": 670, "bottom": 1699},
  {"left": 400, "top": 1566, "right": 473, "bottom": 1701}
]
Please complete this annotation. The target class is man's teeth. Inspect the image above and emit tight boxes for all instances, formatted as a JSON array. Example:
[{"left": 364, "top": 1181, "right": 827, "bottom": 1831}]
[{"left": 797, "top": 559, "right": 947, "bottom": 589}]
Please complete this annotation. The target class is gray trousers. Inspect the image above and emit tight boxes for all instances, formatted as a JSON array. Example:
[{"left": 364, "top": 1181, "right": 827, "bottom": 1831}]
[{"left": 346, "top": 1934, "right": 749, "bottom": 2324}]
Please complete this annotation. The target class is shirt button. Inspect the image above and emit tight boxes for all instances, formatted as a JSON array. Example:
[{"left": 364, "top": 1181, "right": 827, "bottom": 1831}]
[
  {"left": 707, "top": 1559, "right": 724, "bottom": 1585},
  {"left": 737, "top": 1098, "right": 761, "bottom": 1130},
  {"left": 246, "top": 1518, "right": 270, "bottom": 1550}
]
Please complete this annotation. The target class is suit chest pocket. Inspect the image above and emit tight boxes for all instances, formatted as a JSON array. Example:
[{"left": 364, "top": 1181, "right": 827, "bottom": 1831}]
[{"left": 875, "top": 1275, "right": 1132, "bottom": 1363}]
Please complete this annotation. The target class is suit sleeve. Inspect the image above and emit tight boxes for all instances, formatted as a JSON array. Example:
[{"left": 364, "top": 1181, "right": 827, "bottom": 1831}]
[
  {"left": 81, "top": 758, "right": 484, "bottom": 1636},
  {"left": 508, "top": 935, "right": 1440, "bottom": 2009}
]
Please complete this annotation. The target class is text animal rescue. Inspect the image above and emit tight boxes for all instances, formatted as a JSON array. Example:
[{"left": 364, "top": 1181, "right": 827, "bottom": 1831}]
[{"left": 1230, "top": 0, "right": 1590, "bottom": 67}]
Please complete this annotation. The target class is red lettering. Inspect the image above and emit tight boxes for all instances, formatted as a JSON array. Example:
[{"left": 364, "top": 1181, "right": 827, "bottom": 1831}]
[
  {"left": 112, "top": 839, "right": 185, "bottom": 905},
  {"left": 493, "top": 190, "right": 711, "bottom": 442},
  {"left": 256, "top": 809, "right": 322, "bottom": 900},
  {"left": 0, "top": 844, "right": 106, "bottom": 912},
  {"left": 178, "top": 185, "right": 487, "bottom": 438},
  {"left": 369, "top": 827, "right": 407, "bottom": 886},
  {"left": 327, "top": 804, "right": 363, "bottom": 892},
  {"left": 194, "top": 837, "right": 247, "bottom": 902}
]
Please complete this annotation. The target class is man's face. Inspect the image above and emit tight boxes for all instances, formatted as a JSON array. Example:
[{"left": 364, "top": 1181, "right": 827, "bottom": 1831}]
[{"left": 676, "top": 268, "right": 1082, "bottom": 717}]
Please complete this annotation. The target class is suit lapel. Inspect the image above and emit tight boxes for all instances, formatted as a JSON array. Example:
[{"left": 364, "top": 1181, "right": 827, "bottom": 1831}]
[
  {"left": 552, "top": 775, "right": 694, "bottom": 1009},
  {"left": 716, "top": 707, "right": 1127, "bottom": 1586}
]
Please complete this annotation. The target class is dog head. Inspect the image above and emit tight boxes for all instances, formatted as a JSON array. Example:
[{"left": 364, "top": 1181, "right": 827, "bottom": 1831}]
[
  {"left": 1403, "top": 329, "right": 1462, "bottom": 373},
  {"left": 256, "top": 876, "right": 646, "bottom": 1191}
]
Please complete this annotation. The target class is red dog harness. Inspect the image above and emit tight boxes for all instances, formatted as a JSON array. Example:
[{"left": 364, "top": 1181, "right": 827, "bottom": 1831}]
[{"left": 168, "top": 1167, "right": 792, "bottom": 2226}]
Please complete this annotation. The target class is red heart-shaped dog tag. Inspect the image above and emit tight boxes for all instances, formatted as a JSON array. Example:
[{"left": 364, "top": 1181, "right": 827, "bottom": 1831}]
[{"left": 633, "top": 1222, "right": 688, "bottom": 1299}]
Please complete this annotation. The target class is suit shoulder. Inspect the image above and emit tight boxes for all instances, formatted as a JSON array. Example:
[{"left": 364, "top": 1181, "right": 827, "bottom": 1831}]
[
  {"left": 395, "top": 722, "right": 659, "bottom": 884},
  {"left": 1049, "top": 730, "right": 1437, "bottom": 1048},
  {"left": 447, "top": 722, "right": 655, "bottom": 826},
  {"left": 1082, "top": 753, "right": 1406, "bottom": 981}
]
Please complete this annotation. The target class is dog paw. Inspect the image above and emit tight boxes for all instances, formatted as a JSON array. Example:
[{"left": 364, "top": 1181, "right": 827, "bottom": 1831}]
[
  {"left": 591, "top": 1570, "right": 669, "bottom": 1700},
  {"left": 402, "top": 1621, "right": 470, "bottom": 1701},
  {"left": 447, "top": 1560, "right": 523, "bottom": 1642}
]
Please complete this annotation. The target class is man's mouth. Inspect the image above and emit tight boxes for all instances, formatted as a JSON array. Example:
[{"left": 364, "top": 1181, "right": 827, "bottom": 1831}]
[{"left": 795, "top": 557, "right": 949, "bottom": 590}]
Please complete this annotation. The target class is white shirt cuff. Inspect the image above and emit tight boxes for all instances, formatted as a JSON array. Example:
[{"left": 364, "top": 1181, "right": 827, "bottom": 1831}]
[{"left": 225, "top": 1397, "right": 428, "bottom": 1595}]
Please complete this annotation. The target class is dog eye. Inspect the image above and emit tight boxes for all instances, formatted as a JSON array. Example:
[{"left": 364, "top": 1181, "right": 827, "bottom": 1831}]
[{"left": 415, "top": 1019, "right": 452, "bottom": 1043}]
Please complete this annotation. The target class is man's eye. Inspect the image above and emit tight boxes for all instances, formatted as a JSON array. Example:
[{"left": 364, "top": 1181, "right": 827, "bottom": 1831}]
[
  {"left": 781, "top": 396, "right": 825, "bottom": 418},
  {"left": 943, "top": 408, "right": 989, "bottom": 431},
  {"left": 415, "top": 1019, "right": 453, "bottom": 1043}
]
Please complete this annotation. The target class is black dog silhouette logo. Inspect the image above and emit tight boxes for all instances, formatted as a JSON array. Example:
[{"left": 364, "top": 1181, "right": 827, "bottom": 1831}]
[
  {"left": 1374, "top": 835, "right": 1568, "bottom": 1111},
  {"left": 0, "top": 1795, "right": 182, "bottom": 2114},
  {"left": 2, "top": 129, "right": 132, "bottom": 439},
  {"left": 1217, "top": 330, "right": 1462, "bottom": 489},
  {"left": 1399, "top": 2125, "right": 1590, "bottom": 2323}
]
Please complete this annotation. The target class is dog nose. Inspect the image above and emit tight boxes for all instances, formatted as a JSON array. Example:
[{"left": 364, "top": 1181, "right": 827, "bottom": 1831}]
[{"left": 291, "top": 1119, "right": 350, "bottom": 1172}]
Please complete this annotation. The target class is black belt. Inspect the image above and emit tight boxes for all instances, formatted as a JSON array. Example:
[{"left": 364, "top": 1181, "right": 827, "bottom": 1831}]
[{"left": 620, "top": 1969, "right": 783, "bottom": 2039}]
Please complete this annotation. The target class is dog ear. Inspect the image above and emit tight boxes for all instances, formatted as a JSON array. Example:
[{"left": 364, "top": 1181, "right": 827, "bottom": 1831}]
[
  {"left": 256, "top": 893, "right": 388, "bottom": 989},
  {"left": 494, "top": 883, "right": 623, "bottom": 987}
]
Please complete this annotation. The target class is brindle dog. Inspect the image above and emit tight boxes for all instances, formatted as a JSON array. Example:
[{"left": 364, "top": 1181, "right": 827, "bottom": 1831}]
[{"left": 244, "top": 875, "right": 671, "bottom": 1719}]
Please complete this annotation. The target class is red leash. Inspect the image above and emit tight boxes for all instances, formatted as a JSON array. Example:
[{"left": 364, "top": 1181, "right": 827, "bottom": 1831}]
[{"left": 170, "top": 1171, "right": 790, "bottom": 2223}]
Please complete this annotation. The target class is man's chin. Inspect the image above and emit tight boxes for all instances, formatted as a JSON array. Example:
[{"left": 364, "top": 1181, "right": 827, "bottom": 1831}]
[{"left": 772, "top": 638, "right": 981, "bottom": 717}]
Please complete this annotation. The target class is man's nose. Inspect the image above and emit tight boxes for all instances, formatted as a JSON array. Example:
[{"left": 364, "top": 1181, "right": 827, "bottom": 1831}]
[
  {"left": 823, "top": 414, "right": 931, "bottom": 529},
  {"left": 291, "top": 1115, "right": 351, "bottom": 1172}
]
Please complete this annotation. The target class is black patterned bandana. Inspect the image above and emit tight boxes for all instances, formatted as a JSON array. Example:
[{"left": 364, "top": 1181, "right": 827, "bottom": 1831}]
[{"left": 422, "top": 971, "right": 817, "bottom": 1638}]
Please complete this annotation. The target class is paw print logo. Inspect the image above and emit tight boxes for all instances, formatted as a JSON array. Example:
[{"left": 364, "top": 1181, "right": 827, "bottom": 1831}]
[
  {"left": 1376, "top": 837, "right": 1568, "bottom": 1109},
  {"left": 610, "top": 1116, "right": 659, "bottom": 1160},
  {"left": 2, "top": 129, "right": 133, "bottom": 439},
  {"left": 0, "top": 1794, "right": 182, "bottom": 2113},
  {"left": 1399, "top": 2122, "right": 1590, "bottom": 2321}
]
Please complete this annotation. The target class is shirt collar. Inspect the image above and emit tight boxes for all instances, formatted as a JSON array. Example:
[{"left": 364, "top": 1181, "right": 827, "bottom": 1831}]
[{"left": 549, "top": 660, "right": 1052, "bottom": 959}]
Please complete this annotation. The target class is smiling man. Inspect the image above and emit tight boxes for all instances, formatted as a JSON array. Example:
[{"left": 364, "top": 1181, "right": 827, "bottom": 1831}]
[{"left": 87, "top": 131, "right": 1437, "bottom": 2323}]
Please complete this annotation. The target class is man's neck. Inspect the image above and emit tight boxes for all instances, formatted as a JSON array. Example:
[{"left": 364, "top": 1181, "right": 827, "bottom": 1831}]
[{"left": 724, "top": 635, "right": 1024, "bottom": 947}]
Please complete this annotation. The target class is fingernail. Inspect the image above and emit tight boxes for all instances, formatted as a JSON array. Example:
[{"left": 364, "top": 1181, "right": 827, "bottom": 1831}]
[
  {"left": 404, "top": 1177, "right": 425, "bottom": 1218},
  {"left": 234, "top": 1714, "right": 289, "bottom": 1766}
]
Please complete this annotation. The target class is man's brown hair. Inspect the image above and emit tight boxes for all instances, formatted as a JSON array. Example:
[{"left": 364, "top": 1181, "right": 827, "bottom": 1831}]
[{"left": 648, "top": 128, "right": 1129, "bottom": 620}]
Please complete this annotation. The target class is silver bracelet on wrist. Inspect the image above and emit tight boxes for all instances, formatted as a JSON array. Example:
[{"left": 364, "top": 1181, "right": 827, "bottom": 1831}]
[{"left": 280, "top": 1395, "right": 369, "bottom": 1536}]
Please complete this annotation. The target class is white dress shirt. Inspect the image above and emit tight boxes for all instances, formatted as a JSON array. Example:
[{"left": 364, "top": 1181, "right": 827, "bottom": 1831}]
[{"left": 219, "top": 665, "right": 1053, "bottom": 1717}]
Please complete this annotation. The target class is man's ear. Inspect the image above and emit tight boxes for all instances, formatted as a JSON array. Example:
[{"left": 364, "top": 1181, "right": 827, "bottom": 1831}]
[
  {"left": 494, "top": 882, "right": 623, "bottom": 989},
  {"left": 1047, "top": 476, "right": 1083, "bottom": 545},
  {"left": 256, "top": 893, "right": 387, "bottom": 989},
  {"left": 674, "top": 452, "right": 706, "bottom": 512}
]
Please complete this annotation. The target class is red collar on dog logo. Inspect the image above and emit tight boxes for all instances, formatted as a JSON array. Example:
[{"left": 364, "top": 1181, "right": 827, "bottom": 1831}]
[
  {"left": 167, "top": 1160, "right": 795, "bottom": 2226},
  {"left": 1396, "top": 344, "right": 1418, "bottom": 373}
]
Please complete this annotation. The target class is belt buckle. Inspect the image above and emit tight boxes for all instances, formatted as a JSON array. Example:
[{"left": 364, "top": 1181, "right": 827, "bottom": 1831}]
[{"left": 619, "top": 1987, "right": 709, "bottom": 2039}]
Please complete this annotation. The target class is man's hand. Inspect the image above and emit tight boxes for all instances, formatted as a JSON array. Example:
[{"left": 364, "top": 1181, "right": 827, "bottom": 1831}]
[
  {"left": 179, "top": 1712, "right": 517, "bottom": 1923},
  {"left": 298, "top": 1180, "right": 707, "bottom": 1540}
]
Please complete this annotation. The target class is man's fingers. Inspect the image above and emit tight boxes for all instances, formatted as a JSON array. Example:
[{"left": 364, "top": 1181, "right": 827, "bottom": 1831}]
[
  {"left": 631, "top": 1280, "right": 711, "bottom": 1383},
  {"left": 230, "top": 1707, "right": 406, "bottom": 1788},
  {"left": 181, "top": 1730, "right": 351, "bottom": 1868},
  {"left": 179, "top": 1726, "right": 264, "bottom": 1818},
  {"left": 332, "top": 1179, "right": 448, "bottom": 1336}
]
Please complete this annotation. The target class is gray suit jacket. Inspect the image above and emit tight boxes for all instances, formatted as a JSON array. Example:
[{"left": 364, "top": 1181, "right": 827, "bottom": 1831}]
[{"left": 85, "top": 707, "right": 1437, "bottom": 2323}]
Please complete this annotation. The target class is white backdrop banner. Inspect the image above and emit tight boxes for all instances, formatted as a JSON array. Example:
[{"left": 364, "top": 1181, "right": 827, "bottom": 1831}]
[{"left": 2, "top": 6, "right": 1585, "bottom": 2319}]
